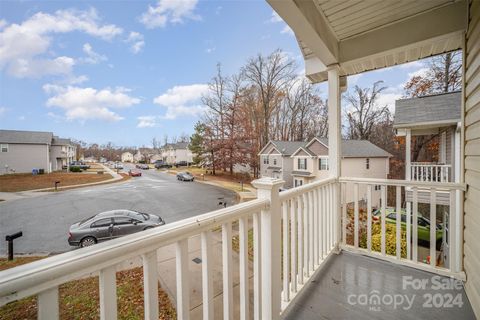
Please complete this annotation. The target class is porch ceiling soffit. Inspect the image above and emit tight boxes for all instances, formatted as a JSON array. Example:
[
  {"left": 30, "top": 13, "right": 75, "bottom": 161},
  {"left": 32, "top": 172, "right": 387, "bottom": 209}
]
[{"left": 268, "top": 0, "right": 467, "bottom": 83}]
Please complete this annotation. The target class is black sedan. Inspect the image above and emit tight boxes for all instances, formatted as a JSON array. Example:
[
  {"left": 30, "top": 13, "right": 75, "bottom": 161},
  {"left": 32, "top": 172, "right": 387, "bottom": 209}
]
[
  {"left": 68, "top": 210, "right": 165, "bottom": 247},
  {"left": 176, "top": 171, "right": 194, "bottom": 181}
]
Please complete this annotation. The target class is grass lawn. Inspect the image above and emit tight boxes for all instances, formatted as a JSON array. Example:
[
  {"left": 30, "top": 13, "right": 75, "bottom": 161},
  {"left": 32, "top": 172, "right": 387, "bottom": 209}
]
[
  {"left": 0, "top": 257, "right": 176, "bottom": 320},
  {"left": 0, "top": 172, "right": 113, "bottom": 192}
]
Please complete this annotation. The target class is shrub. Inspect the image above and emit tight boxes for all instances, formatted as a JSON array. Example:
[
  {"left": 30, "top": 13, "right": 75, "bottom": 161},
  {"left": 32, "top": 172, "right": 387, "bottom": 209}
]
[{"left": 70, "top": 166, "right": 82, "bottom": 172}]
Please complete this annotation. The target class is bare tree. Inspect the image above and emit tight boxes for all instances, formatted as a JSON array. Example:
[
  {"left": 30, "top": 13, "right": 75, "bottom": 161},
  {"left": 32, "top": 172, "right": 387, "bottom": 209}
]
[
  {"left": 344, "top": 81, "right": 390, "bottom": 140},
  {"left": 243, "top": 50, "right": 296, "bottom": 146}
]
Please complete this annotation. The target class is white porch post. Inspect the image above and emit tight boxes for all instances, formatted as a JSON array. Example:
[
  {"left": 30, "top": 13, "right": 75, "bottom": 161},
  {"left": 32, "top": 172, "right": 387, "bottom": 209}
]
[
  {"left": 328, "top": 66, "right": 341, "bottom": 179},
  {"left": 328, "top": 66, "right": 342, "bottom": 251},
  {"left": 251, "top": 177, "right": 284, "bottom": 320},
  {"left": 406, "top": 129, "right": 411, "bottom": 180}
]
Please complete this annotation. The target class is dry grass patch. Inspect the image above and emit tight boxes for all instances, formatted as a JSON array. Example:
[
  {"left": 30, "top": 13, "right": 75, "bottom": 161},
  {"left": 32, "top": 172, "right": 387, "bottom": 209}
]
[
  {"left": 0, "top": 258, "right": 176, "bottom": 320},
  {"left": 0, "top": 172, "right": 113, "bottom": 192}
]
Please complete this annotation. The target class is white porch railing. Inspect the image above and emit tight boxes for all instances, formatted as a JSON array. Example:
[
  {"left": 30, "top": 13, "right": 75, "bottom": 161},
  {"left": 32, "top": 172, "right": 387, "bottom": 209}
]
[
  {"left": 0, "top": 176, "right": 465, "bottom": 319},
  {"left": 411, "top": 162, "right": 452, "bottom": 182},
  {"left": 339, "top": 177, "right": 465, "bottom": 280}
]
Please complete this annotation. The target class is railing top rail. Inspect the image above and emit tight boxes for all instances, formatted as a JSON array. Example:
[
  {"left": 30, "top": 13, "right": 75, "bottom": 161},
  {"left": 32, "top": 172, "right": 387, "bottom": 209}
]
[
  {"left": 0, "top": 198, "right": 269, "bottom": 303},
  {"left": 279, "top": 177, "right": 336, "bottom": 202},
  {"left": 411, "top": 163, "right": 452, "bottom": 167},
  {"left": 339, "top": 177, "right": 465, "bottom": 190}
]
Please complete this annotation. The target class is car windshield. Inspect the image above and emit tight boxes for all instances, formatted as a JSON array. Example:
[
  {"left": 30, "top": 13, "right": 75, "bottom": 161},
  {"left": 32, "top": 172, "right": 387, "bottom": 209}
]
[{"left": 128, "top": 211, "right": 149, "bottom": 220}]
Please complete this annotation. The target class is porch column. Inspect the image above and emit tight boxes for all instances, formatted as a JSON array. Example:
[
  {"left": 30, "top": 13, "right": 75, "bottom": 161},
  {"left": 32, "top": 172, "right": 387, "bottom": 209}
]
[
  {"left": 406, "top": 129, "right": 411, "bottom": 180},
  {"left": 327, "top": 66, "right": 342, "bottom": 252},
  {"left": 328, "top": 66, "right": 341, "bottom": 178}
]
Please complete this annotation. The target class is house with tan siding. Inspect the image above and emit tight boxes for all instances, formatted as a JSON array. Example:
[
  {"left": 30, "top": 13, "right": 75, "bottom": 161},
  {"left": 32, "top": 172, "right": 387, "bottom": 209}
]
[{"left": 0, "top": 130, "right": 76, "bottom": 174}]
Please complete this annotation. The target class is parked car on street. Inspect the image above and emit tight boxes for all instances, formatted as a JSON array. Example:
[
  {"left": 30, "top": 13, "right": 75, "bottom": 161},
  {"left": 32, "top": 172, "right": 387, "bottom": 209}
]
[
  {"left": 68, "top": 210, "right": 165, "bottom": 247},
  {"left": 175, "top": 161, "right": 188, "bottom": 167},
  {"left": 128, "top": 169, "right": 142, "bottom": 177},
  {"left": 372, "top": 208, "right": 442, "bottom": 246},
  {"left": 177, "top": 171, "right": 194, "bottom": 181},
  {"left": 113, "top": 162, "right": 123, "bottom": 169},
  {"left": 155, "top": 163, "right": 172, "bottom": 169}
]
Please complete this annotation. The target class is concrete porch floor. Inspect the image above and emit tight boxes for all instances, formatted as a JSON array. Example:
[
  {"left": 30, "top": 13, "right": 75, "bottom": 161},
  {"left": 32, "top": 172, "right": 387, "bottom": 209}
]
[{"left": 282, "top": 251, "right": 476, "bottom": 320}]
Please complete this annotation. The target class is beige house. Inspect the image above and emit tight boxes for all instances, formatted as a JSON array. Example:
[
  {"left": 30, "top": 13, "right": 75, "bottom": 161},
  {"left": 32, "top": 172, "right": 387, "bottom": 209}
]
[
  {"left": 292, "top": 138, "right": 391, "bottom": 206},
  {"left": 121, "top": 152, "right": 134, "bottom": 163},
  {"left": 161, "top": 142, "right": 193, "bottom": 165},
  {"left": 0, "top": 130, "right": 76, "bottom": 174}
]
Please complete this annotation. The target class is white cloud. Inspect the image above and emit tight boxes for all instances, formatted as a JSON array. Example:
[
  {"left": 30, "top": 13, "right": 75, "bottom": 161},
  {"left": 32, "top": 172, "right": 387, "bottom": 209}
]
[
  {"left": 0, "top": 106, "right": 6, "bottom": 117},
  {"left": 399, "top": 60, "right": 424, "bottom": 69},
  {"left": 44, "top": 85, "right": 140, "bottom": 122},
  {"left": 376, "top": 91, "right": 403, "bottom": 113},
  {"left": 153, "top": 84, "right": 208, "bottom": 119},
  {"left": 205, "top": 46, "right": 215, "bottom": 54},
  {"left": 215, "top": 6, "right": 222, "bottom": 15},
  {"left": 267, "top": 10, "right": 293, "bottom": 36},
  {"left": 126, "top": 31, "right": 145, "bottom": 54},
  {"left": 18, "top": 115, "right": 26, "bottom": 121},
  {"left": 140, "top": 0, "right": 201, "bottom": 29},
  {"left": 0, "top": 8, "right": 122, "bottom": 78},
  {"left": 407, "top": 67, "right": 429, "bottom": 79},
  {"left": 268, "top": 11, "right": 283, "bottom": 23},
  {"left": 281, "top": 25, "right": 294, "bottom": 36},
  {"left": 137, "top": 115, "right": 157, "bottom": 128},
  {"left": 81, "top": 43, "right": 107, "bottom": 64}
]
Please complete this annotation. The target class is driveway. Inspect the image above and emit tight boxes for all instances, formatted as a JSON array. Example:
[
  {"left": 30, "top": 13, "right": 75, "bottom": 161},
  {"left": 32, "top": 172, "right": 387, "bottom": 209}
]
[{"left": 0, "top": 165, "right": 236, "bottom": 255}]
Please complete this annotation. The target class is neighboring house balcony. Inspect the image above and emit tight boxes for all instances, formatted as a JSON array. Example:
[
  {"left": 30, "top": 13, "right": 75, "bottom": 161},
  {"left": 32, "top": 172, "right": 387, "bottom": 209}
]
[
  {"left": 0, "top": 176, "right": 472, "bottom": 319},
  {"left": 411, "top": 162, "right": 452, "bottom": 183}
]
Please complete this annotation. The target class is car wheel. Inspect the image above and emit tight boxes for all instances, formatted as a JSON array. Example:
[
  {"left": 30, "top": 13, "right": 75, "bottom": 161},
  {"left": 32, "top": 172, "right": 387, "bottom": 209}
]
[{"left": 80, "top": 236, "right": 97, "bottom": 248}]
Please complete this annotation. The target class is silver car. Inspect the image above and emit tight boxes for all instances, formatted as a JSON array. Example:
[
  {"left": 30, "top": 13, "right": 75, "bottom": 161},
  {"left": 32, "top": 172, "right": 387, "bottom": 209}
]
[{"left": 68, "top": 209, "right": 165, "bottom": 247}]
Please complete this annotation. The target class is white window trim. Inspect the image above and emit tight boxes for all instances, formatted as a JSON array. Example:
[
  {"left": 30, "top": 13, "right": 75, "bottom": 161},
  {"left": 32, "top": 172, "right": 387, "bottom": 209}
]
[
  {"left": 319, "top": 156, "right": 329, "bottom": 170},
  {"left": 297, "top": 157, "right": 307, "bottom": 170},
  {"left": 1, "top": 144, "right": 8, "bottom": 152}
]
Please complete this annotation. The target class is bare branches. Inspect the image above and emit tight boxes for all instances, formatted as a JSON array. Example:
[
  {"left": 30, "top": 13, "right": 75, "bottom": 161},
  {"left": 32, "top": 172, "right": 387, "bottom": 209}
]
[{"left": 344, "top": 81, "right": 390, "bottom": 140}]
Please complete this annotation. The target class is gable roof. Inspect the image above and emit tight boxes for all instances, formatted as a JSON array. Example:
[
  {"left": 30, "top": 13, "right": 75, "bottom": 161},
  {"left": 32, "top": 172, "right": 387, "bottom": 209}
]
[
  {"left": 270, "top": 141, "right": 307, "bottom": 156},
  {"left": 52, "top": 136, "right": 72, "bottom": 146},
  {"left": 290, "top": 146, "right": 316, "bottom": 157},
  {"left": 0, "top": 130, "right": 54, "bottom": 144},
  {"left": 163, "top": 142, "right": 189, "bottom": 150},
  {"left": 315, "top": 138, "right": 392, "bottom": 158},
  {"left": 393, "top": 91, "right": 461, "bottom": 128}
]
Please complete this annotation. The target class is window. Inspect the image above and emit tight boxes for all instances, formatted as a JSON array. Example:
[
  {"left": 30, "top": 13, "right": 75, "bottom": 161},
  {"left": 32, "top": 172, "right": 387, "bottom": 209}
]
[
  {"left": 91, "top": 218, "right": 112, "bottom": 228},
  {"left": 374, "top": 185, "right": 381, "bottom": 191},
  {"left": 1, "top": 144, "right": 8, "bottom": 152},
  {"left": 273, "top": 158, "right": 277, "bottom": 166},
  {"left": 319, "top": 158, "right": 329, "bottom": 170},
  {"left": 294, "top": 179, "right": 303, "bottom": 187},
  {"left": 263, "top": 156, "right": 269, "bottom": 165},
  {"left": 114, "top": 217, "right": 133, "bottom": 225},
  {"left": 298, "top": 158, "right": 307, "bottom": 170},
  {"left": 366, "top": 158, "right": 370, "bottom": 169}
]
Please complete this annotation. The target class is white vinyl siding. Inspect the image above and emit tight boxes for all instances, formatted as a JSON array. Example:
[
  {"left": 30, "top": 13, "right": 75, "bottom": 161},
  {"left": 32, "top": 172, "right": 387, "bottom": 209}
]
[{"left": 464, "top": 1, "right": 480, "bottom": 317}]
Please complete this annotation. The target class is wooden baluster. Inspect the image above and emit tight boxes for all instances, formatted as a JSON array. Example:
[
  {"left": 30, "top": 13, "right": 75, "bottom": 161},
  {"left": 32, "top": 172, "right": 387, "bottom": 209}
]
[
  {"left": 201, "top": 231, "right": 214, "bottom": 320},
  {"left": 99, "top": 266, "right": 117, "bottom": 320},
  {"left": 38, "top": 287, "right": 59, "bottom": 320},
  {"left": 282, "top": 202, "right": 290, "bottom": 302},
  {"left": 253, "top": 212, "right": 262, "bottom": 320},
  {"left": 222, "top": 222, "right": 233, "bottom": 319},
  {"left": 239, "top": 217, "right": 250, "bottom": 319}
]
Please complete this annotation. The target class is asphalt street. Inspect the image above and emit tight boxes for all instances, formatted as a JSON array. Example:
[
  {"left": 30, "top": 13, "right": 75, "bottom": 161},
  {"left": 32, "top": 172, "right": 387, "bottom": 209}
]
[{"left": 0, "top": 165, "right": 236, "bottom": 255}]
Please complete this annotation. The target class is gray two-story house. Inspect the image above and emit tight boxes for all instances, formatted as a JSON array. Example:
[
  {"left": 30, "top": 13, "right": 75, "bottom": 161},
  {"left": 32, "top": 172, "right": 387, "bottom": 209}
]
[{"left": 0, "top": 130, "right": 76, "bottom": 174}]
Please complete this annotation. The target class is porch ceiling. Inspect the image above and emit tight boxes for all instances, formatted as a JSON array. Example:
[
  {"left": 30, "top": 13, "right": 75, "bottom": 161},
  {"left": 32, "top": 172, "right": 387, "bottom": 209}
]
[{"left": 268, "top": 0, "right": 467, "bottom": 83}]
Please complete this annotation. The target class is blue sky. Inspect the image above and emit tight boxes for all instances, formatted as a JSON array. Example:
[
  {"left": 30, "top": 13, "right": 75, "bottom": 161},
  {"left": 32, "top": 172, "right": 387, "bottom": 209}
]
[{"left": 0, "top": 0, "right": 429, "bottom": 147}]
